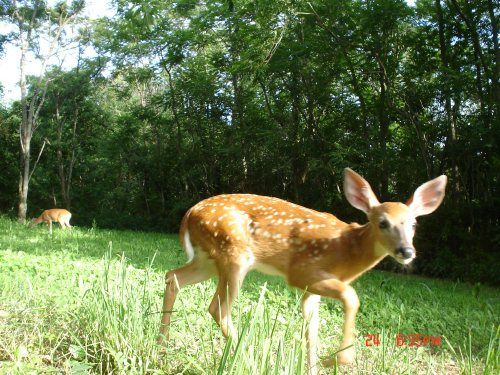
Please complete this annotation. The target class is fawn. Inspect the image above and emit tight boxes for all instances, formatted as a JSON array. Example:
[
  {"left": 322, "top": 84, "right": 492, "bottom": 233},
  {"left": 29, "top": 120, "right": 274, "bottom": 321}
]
[{"left": 159, "top": 168, "right": 447, "bottom": 374}]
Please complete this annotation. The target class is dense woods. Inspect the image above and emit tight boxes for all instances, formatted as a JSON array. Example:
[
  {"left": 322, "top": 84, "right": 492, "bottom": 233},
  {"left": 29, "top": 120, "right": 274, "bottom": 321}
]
[{"left": 0, "top": 0, "right": 499, "bottom": 284}]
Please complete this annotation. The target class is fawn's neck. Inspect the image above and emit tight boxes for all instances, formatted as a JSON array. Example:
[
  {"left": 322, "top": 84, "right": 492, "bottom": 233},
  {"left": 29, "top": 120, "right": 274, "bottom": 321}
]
[{"left": 326, "top": 223, "right": 388, "bottom": 283}]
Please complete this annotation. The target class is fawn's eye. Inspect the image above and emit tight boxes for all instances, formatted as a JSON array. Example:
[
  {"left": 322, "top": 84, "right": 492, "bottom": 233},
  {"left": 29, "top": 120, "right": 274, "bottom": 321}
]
[{"left": 379, "top": 219, "right": 390, "bottom": 230}]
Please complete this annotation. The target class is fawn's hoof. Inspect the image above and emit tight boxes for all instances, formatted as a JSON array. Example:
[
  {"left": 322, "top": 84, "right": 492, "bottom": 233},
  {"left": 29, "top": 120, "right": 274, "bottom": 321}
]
[
  {"left": 322, "top": 347, "right": 354, "bottom": 367},
  {"left": 156, "top": 332, "right": 169, "bottom": 346}
]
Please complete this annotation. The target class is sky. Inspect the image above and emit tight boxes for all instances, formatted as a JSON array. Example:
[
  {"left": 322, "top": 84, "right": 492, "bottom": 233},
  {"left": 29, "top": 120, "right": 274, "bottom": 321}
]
[{"left": 0, "top": 0, "right": 114, "bottom": 104}]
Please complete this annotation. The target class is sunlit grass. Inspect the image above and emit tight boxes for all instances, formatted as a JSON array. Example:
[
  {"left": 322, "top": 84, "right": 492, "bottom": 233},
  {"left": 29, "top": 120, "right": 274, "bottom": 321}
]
[{"left": 0, "top": 215, "right": 498, "bottom": 374}]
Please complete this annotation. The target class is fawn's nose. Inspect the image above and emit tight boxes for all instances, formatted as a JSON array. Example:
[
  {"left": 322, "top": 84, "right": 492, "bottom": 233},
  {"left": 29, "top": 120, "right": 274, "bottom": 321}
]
[{"left": 398, "top": 246, "right": 415, "bottom": 260}]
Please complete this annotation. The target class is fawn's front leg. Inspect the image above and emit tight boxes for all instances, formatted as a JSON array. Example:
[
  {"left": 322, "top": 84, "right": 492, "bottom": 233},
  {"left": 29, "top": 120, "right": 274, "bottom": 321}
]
[{"left": 292, "top": 276, "right": 360, "bottom": 367}]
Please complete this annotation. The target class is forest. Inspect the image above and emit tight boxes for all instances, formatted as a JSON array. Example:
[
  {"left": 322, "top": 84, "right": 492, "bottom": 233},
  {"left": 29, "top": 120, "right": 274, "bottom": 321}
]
[{"left": 0, "top": 0, "right": 499, "bottom": 284}]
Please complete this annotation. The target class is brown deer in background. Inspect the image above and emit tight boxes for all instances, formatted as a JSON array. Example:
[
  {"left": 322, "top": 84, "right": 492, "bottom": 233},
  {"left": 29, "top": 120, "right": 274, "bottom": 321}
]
[{"left": 31, "top": 209, "right": 72, "bottom": 234}]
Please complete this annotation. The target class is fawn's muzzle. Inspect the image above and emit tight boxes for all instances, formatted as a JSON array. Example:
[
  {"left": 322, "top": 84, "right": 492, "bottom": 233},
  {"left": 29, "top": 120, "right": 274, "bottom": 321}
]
[{"left": 398, "top": 246, "right": 415, "bottom": 260}]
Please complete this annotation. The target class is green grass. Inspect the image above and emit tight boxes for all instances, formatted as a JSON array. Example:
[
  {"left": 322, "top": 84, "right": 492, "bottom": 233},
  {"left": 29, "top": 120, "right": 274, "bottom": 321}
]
[{"left": 0, "top": 215, "right": 498, "bottom": 374}]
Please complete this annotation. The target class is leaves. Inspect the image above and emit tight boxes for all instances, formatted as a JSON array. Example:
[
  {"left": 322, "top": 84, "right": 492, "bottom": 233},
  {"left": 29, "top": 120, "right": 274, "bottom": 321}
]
[{"left": 1, "top": 0, "right": 498, "bottom": 282}]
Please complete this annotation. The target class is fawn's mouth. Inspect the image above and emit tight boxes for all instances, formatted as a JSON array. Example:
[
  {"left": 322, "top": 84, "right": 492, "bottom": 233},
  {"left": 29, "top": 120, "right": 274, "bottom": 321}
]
[
  {"left": 394, "top": 246, "right": 415, "bottom": 265},
  {"left": 395, "top": 256, "right": 415, "bottom": 265}
]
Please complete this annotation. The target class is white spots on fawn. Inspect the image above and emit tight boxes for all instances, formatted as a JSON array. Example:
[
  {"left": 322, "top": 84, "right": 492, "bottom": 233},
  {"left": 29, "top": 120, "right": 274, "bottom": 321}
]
[
  {"left": 227, "top": 209, "right": 249, "bottom": 229},
  {"left": 298, "top": 243, "right": 308, "bottom": 252},
  {"left": 192, "top": 194, "right": 344, "bottom": 259}
]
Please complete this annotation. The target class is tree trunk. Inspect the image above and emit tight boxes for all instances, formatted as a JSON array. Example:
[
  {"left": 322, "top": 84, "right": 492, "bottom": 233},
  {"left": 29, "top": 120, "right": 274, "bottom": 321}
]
[
  {"left": 449, "top": 0, "right": 491, "bottom": 128},
  {"left": 435, "top": 0, "right": 459, "bottom": 196},
  {"left": 290, "top": 69, "right": 303, "bottom": 203},
  {"left": 487, "top": 0, "right": 500, "bottom": 113},
  {"left": 17, "top": 24, "right": 30, "bottom": 223},
  {"left": 12, "top": 0, "right": 82, "bottom": 221},
  {"left": 226, "top": 0, "right": 247, "bottom": 188},
  {"left": 18, "top": 148, "right": 30, "bottom": 223},
  {"left": 378, "top": 61, "right": 389, "bottom": 200}
]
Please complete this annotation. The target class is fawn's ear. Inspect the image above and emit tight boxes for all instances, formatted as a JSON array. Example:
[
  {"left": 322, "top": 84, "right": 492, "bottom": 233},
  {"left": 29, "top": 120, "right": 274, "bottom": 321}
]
[
  {"left": 343, "top": 168, "right": 380, "bottom": 214},
  {"left": 407, "top": 175, "right": 447, "bottom": 217}
]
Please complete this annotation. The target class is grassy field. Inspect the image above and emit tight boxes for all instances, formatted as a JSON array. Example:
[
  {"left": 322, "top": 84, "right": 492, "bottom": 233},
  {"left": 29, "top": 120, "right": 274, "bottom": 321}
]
[{"left": 0, "top": 216, "right": 498, "bottom": 374}]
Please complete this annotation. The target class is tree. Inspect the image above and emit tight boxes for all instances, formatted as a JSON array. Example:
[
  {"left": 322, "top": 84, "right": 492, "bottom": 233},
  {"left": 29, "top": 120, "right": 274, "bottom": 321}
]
[
  {"left": 0, "top": 0, "right": 494, "bottom": 281},
  {"left": 36, "top": 57, "right": 106, "bottom": 209},
  {"left": 1, "top": 0, "right": 84, "bottom": 222}
]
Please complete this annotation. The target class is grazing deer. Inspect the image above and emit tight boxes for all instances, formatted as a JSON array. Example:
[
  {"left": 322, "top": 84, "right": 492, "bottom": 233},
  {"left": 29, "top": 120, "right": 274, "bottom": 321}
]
[
  {"left": 31, "top": 209, "right": 72, "bottom": 234},
  {"left": 159, "top": 168, "right": 447, "bottom": 374}
]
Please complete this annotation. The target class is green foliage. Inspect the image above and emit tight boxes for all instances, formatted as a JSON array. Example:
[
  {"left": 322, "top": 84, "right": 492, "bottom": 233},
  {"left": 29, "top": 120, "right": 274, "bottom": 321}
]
[
  {"left": 1, "top": 0, "right": 499, "bottom": 283},
  {"left": 0, "top": 104, "right": 19, "bottom": 214}
]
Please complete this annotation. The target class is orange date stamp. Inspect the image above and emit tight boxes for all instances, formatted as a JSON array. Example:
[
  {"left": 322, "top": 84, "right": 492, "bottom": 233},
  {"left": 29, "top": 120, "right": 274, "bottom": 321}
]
[{"left": 365, "top": 333, "right": 441, "bottom": 347}]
